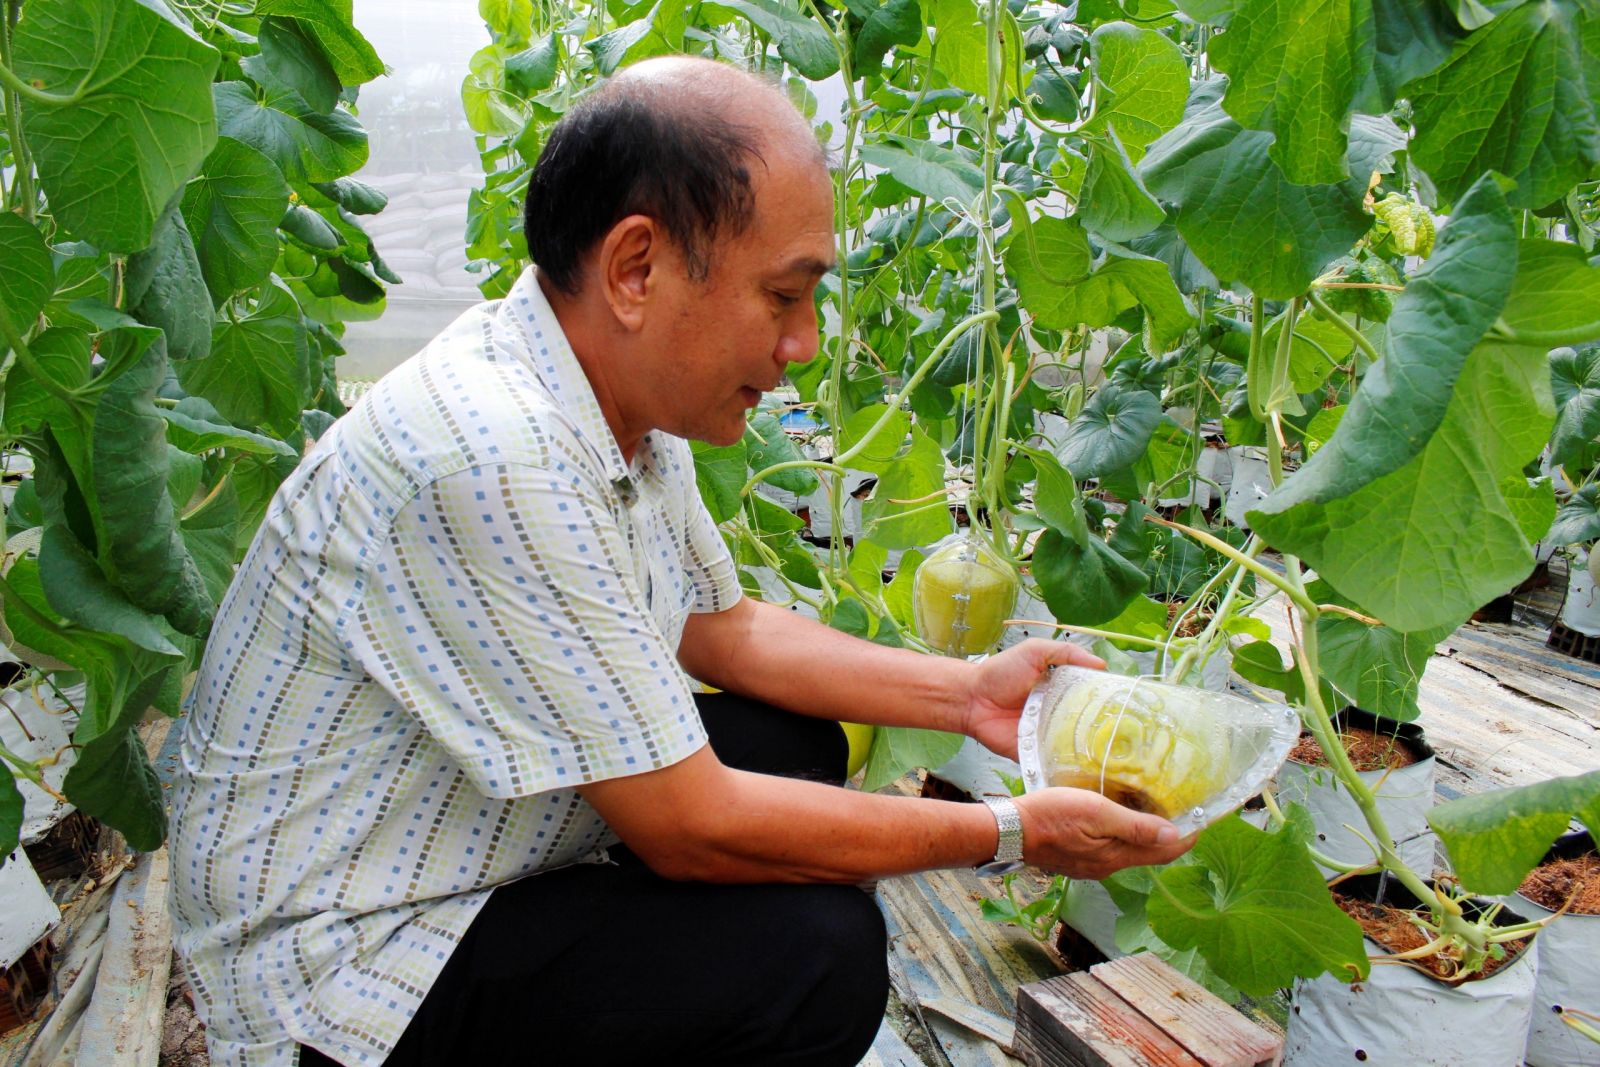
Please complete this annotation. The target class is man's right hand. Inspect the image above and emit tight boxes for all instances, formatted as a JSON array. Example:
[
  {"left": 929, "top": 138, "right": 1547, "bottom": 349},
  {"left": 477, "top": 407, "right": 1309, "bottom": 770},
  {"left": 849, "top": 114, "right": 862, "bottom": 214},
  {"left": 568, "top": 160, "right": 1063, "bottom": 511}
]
[{"left": 1014, "top": 788, "right": 1195, "bottom": 879}]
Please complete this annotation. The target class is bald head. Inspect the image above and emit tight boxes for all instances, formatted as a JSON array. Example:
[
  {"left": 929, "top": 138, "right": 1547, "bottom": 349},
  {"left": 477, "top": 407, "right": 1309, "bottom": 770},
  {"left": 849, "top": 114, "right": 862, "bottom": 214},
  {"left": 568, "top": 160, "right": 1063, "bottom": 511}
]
[{"left": 523, "top": 56, "right": 828, "bottom": 294}]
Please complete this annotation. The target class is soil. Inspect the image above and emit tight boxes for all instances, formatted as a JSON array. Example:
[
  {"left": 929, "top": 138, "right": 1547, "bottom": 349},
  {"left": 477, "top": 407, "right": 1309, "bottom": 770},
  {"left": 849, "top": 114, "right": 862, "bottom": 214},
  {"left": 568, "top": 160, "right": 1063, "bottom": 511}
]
[
  {"left": 1290, "top": 726, "right": 1421, "bottom": 772},
  {"left": 1332, "top": 892, "right": 1528, "bottom": 984},
  {"left": 1518, "top": 853, "right": 1600, "bottom": 915},
  {"left": 1164, "top": 600, "right": 1209, "bottom": 639}
]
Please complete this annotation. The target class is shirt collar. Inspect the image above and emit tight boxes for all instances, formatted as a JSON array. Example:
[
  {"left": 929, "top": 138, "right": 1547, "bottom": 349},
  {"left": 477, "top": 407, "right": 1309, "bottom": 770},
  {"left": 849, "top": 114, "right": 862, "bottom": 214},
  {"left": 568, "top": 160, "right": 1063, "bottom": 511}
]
[{"left": 502, "top": 267, "right": 662, "bottom": 503}]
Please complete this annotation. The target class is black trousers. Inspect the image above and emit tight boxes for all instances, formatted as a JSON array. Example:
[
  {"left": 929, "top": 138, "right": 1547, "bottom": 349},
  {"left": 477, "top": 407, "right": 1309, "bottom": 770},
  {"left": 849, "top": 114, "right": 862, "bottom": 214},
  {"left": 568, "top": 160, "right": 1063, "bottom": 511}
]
[{"left": 300, "top": 694, "right": 889, "bottom": 1066}]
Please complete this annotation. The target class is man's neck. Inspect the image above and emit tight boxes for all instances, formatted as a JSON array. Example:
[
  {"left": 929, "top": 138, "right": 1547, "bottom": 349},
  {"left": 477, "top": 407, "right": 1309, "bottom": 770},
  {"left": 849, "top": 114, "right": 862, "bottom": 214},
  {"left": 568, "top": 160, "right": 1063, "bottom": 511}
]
[{"left": 535, "top": 269, "right": 646, "bottom": 464}]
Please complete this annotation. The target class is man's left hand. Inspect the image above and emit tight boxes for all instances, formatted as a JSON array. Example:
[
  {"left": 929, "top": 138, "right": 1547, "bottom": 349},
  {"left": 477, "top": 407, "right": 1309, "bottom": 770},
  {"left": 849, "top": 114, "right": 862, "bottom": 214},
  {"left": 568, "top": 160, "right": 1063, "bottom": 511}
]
[{"left": 961, "top": 639, "right": 1105, "bottom": 759}]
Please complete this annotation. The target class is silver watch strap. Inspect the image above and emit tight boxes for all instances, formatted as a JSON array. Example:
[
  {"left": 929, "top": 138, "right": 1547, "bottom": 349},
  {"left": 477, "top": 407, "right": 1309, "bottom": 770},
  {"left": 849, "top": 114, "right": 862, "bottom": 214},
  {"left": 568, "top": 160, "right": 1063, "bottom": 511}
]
[{"left": 980, "top": 795, "right": 1024, "bottom": 865}]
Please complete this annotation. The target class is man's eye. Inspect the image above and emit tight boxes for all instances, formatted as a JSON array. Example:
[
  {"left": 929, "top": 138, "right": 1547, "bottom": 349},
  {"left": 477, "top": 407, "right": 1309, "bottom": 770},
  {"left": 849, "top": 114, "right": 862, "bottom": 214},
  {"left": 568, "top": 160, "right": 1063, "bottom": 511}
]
[{"left": 770, "top": 290, "right": 800, "bottom": 306}]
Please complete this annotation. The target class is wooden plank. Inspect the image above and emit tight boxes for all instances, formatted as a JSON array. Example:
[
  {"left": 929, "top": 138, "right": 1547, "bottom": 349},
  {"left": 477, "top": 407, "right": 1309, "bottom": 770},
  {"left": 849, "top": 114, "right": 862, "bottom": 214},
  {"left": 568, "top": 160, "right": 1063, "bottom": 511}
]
[
  {"left": 73, "top": 848, "right": 171, "bottom": 1067},
  {"left": 1014, "top": 973, "right": 1198, "bottom": 1067},
  {"left": 1089, "top": 955, "right": 1281, "bottom": 1067}
]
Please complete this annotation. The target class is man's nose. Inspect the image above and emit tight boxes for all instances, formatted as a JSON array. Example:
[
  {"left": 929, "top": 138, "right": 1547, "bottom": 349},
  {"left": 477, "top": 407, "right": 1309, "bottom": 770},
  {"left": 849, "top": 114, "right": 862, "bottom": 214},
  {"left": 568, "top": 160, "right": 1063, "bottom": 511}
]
[{"left": 776, "top": 300, "right": 820, "bottom": 365}]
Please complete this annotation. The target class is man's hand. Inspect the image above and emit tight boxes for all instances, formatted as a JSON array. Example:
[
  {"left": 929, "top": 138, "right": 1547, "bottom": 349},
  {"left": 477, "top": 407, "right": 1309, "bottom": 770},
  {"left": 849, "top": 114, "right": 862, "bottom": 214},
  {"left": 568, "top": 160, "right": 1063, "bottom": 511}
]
[
  {"left": 1016, "top": 787, "right": 1194, "bottom": 879},
  {"left": 961, "top": 638, "right": 1105, "bottom": 759}
]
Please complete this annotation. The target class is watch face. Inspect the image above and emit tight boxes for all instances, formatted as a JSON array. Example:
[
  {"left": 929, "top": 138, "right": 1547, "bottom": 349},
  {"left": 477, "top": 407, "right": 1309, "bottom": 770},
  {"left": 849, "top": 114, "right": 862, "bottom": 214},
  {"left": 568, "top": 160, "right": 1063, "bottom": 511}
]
[{"left": 975, "top": 858, "right": 1025, "bottom": 877}]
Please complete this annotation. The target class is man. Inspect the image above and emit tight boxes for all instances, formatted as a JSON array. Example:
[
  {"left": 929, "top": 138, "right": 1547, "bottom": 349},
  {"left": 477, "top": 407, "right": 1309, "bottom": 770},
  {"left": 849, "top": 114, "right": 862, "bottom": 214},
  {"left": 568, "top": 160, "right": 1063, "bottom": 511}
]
[{"left": 170, "top": 57, "right": 1192, "bottom": 1067}]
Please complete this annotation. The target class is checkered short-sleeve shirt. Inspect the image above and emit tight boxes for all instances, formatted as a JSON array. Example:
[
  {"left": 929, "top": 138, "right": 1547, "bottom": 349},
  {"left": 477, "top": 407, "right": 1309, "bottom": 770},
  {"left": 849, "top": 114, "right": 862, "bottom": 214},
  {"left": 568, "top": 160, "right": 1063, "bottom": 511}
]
[{"left": 169, "top": 268, "right": 743, "bottom": 1067}]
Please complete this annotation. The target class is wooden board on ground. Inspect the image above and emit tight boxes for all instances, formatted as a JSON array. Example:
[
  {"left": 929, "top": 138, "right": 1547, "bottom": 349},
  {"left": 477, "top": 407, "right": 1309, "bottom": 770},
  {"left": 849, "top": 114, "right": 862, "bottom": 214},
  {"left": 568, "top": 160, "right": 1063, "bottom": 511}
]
[{"left": 1014, "top": 955, "right": 1282, "bottom": 1067}]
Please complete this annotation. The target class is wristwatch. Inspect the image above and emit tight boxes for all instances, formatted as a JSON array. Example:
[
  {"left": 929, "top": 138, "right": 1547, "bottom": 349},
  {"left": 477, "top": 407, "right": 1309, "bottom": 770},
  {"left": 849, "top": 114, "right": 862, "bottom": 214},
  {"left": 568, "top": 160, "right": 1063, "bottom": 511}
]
[{"left": 976, "top": 795, "right": 1025, "bottom": 876}]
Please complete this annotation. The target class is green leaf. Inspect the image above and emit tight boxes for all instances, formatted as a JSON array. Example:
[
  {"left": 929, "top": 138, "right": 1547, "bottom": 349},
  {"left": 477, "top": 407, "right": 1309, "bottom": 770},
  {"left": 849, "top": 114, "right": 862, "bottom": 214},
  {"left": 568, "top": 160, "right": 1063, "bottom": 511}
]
[
  {"left": 854, "top": 0, "right": 922, "bottom": 73},
  {"left": 1548, "top": 348, "right": 1600, "bottom": 470},
  {"left": 1267, "top": 310, "right": 1356, "bottom": 394},
  {"left": 1428, "top": 771, "right": 1600, "bottom": 896},
  {"left": 708, "top": 0, "right": 839, "bottom": 80},
  {"left": 692, "top": 440, "right": 749, "bottom": 523},
  {"left": 858, "top": 137, "right": 984, "bottom": 206},
  {"left": 1082, "top": 21, "right": 1189, "bottom": 154},
  {"left": 1032, "top": 528, "right": 1149, "bottom": 625},
  {"left": 254, "top": 0, "right": 386, "bottom": 85},
  {"left": 215, "top": 81, "right": 369, "bottom": 185},
  {"left": 480, "top": 0, "right": 535, "bottom": 45},
  {"left": 1056, "top": 383, "right": 1161, "bottom": 480},
  {"left": 181, "top": 137, "right": 291, "bottom": 303},
  {"left": 1247, "top": 179, "right": 1545, "bottom": 630},
  {"left": 1147, "top": 816, "right": 1369, "bottom": 995},
  {"left": 1550, "top": 483, "right": 1600, "bottom": 544},
  {"left": 0, "top": 774, "right": 22, "bottom": 860},
  {"left": 1253, "top": 338, "right": 1552, "bottom": 632},
  {"left": 1354, "top": 0, "right": 1463, "bottom": 113},
  {"left": 280, "top": 204, "right": 343, "bottom": 250},
  {"left": 181, "top": 483, "right": 242, "bottom": 605},
  {"left": 3, "top": 327, "right": 90, "bottom": 436},
  {"left": 1027, "top": 449, "right": 1090, "bottom": 544},
  {"left": 745, "top": 412, "right": 820, "bottom": 495},
  {"left": 126, "top": 208, "right": 212, "bottom": 363},
  {"left": 1409, "top": 1, "right": 1600, "bottom": 210},
  {"left": 93, "top": 333, "right": 215, "bottom": 637},
  {"left": 839, "top": 404, "right": 912, "bottom": 475},
  {"left": 0, "top": 214, "right": 54, "bottom": 338},
  {"left": 1316, "top": 614, "right": 1452, "bottom": 722},
  {"left": 1140, "top": 83, "right": 1387, "bottom": 300},
  {"left": 1232, "top": 639, "right": 1305, "bottom": 701},
  {"left": 861, "top": 725, "right": 965, "bottom": 792},
  {"left": 249, "top": 16, "right": 340, "bottom": 112},
  {"left": 1080, "top": 132, "right": 1166, "bottom": 243},
  {"left": 926, "top": 0, "right": 987, "bottom": 96},
  {"left": 585, "top": 15, "right": 659, "bottom": 76},
  {"left": 39, "top": 525, "right": 181, "bottom": 656},
  {"left": 1500, "top": 241, "right": 1600, "bottom": 350},
  {"left": 178, "top": 295, "right": 310, "bottom": 438},
  {"left": 311, "top": 176, "right": 388, "bottom": 216},
  {"left": 13, "top": 0, "right": 220, "bottom": 252},
  {"left": 860, "top": 427, "right": 954, "bottom": 549},
  {"left": 506, "top": 35, "right": 562, "bottom": 94},
  {"left": 1006, "top": 218, "right": 1191, "bottom": 345},
  {"left": 1208, "top": 0, "right": 1372, "bottom": 185},
  {"left": 63, "top": 694, "right": 169, "bottom": 851}
]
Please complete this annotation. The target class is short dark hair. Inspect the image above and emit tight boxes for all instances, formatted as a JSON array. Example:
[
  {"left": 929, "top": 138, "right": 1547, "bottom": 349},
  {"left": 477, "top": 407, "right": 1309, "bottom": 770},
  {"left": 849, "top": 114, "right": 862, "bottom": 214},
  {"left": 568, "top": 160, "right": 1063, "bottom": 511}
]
[{"left": 523, "top": 83, "right": 765, "bottom": 294}]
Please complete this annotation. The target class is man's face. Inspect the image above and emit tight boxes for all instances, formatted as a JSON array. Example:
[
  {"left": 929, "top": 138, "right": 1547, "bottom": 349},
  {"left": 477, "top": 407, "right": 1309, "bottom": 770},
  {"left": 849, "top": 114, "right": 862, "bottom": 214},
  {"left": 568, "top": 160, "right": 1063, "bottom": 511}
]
[{"left": 646, "top": 156, "right": 835, "bottom": 446}]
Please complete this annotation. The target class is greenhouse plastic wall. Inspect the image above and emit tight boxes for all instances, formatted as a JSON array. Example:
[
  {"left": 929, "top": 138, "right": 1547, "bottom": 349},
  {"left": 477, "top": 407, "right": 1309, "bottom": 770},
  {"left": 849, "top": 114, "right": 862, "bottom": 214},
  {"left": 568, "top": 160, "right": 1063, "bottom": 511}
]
[{"left": 338, "top": 1, "right": 494, "bottom": 381}]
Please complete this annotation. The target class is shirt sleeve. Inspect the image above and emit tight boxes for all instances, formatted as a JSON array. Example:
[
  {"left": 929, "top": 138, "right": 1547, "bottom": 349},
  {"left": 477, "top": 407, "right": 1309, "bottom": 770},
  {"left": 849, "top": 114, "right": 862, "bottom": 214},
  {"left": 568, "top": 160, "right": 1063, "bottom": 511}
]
[
  {"left": 670, "top": 440, "right": 744, "bottom": 614},
  {"left": 343, "top": 460, "right": 707, "bottom": 800}
]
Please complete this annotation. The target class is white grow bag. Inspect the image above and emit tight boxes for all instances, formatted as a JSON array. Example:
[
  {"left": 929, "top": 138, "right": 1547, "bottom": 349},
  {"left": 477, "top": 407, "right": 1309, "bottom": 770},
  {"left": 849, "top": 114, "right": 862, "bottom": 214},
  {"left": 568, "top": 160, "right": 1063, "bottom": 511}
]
[
  {"left": 0, "top": 850, "right": 60, "bottom": 971},
  {"left": 1562, "top": 547, "right": 1600, "bottom": 637},
  {"left": 1286, "top": 877, "right": 1539, "bottom": 1067},
  {"left": 1510, "top": 832, "right": 1600, "bottom": 1067}
]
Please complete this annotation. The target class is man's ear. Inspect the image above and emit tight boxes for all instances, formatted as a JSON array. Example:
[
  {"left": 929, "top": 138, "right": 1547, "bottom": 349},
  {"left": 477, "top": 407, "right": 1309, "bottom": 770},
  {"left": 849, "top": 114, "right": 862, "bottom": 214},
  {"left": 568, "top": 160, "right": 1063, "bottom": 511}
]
[{"left": 597, "top": 214, "right": 659, "bottom": 332}]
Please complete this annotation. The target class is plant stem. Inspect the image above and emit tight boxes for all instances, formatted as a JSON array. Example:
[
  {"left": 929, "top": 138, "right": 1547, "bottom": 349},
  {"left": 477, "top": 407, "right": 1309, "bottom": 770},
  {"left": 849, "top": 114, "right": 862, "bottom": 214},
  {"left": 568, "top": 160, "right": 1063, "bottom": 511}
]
[
  {"left": 1307, "top": 288, "right": 1381, "bottom": 365},
  {"left": 1489, "top": 317, "right": 1600, "bottom": 349},
  {"left": 1001, "top": 616, "right": 1190, "bottom": 652},
  {"left": 0, "top": 0, "right": 36, "bottom": 219},
  {"left": 1147, "top": 514, "right": 1314, "bottom": 613}
]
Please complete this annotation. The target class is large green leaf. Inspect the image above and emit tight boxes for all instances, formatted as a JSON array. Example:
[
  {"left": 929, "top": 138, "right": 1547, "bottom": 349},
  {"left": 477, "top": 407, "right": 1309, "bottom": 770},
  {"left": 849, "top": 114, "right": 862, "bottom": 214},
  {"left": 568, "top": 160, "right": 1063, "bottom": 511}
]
[
  {"left": 93, "top": 334, "right": 214, "bottom": 637},
  {"left": 1032, "top": 527, "right": 1149, "bottom": 625},
  {"left": 861, "top": 726, "right": 965, "bottom": 793},
  {"left": 38, "top": 526, "right": 182, "bottom": 656},
  {"left": 1409, "top": 0, "right": 1600, "bottom": 209},
  {"left": 1082, "top": 21, "right": 1189, "bottom": 154},
  {"left": 13, "top": 0, "right": 219, "bottom": 252},
  {"left": 691, "top": 440, "right": 748, "bottom": 523},
  {"left": 854, "top": 0, "right": 923, "bottom": 73},
  {"left": 1140, "top": 83, "right": 1394, "bottom": 300},
  {"left": 0, "top": 214, "right": 54, "bottom": 338},
  {"left": 1429, "top": 771, "right": 1600, "bottom": 895},
  {"left": 1208, "top": 0, "right": 1371, "bottom": 185},
  {"left": 249, "top": 16, "right": 341, "bottom": 113},
  {"left": 839, "top": 405, "right": 913, "bottom": 475},
  {"left": 0, "top": 775, "right": 22, "bottom": 861},
  {"left": 1499, "top": 240, "right": 1600, "bottom": 347},
  {"left": 858, "top": 138, "right": 984, "bottom": 206},
  {"left": 745, "top": 412, "right": 819, "bottom": 495},
  {"left": 126, "top": 208, "right": 212, "bottom": 363},
  {"left": 1315, "top": 607, "right": 1453, "bottom": 722},
  {"left": 4, "top": 327, "right": 90, "bottom": 436},
  {"left": 254, "top": 0, "right": 386, "bottom": 85},
  {"left": 709, "top": 0, "right": 839, "bottom": 80},
  {"left": 925, "top": 0, "right": 987, "bottom": 96},
  {"left": 1549, "top": 345, "right": 1600, "bottom": 469},
  {"left": 1247, "top": 177, "right": 1523, "bottom": 622},
  {"left": 1080, "top": 133, "right": 1166, "bottom": 243},
  {"left": 182, "top": 138, "right": 292, "bottom": 302},
  {"left": 1055, "top": 383, "right": 1161, "bottom": 480},
  {"left": 1550, "top": 483, "right": 1600, "bottom": 544},
  {"left": 214, "top": 81, "right": 369, "bottom": 185},
  {"left": 1147, "top": 816, "right": 1368, "bottom": 995},
  {"left": 860, "top": 427, "right": 954, "bottom": 549},
  {"left": 1103, "top": 861, "right": 1243, "bottom": 1003},
  {"left": 1354, "top": 0, "right": 1463, "bottom": 113},
  {"left": 1251, "top": 338, "right": 1552, "bottom": 632},
  {"left": 62, "top": 665, "right": 174, "bottom": 853},
  {"left": 162, "top": 396, "right": 298, "bottom": 461},
  {"left": 177, "top": 294, "right": 311, "bottom": 438}
]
